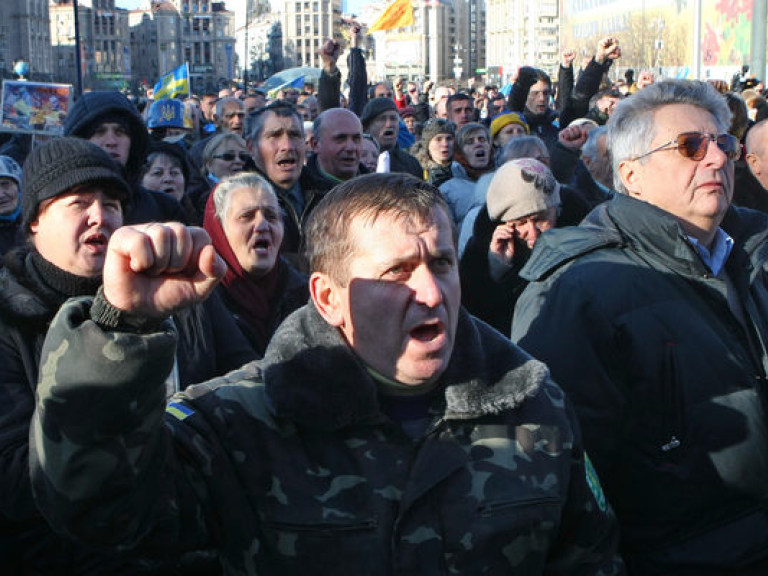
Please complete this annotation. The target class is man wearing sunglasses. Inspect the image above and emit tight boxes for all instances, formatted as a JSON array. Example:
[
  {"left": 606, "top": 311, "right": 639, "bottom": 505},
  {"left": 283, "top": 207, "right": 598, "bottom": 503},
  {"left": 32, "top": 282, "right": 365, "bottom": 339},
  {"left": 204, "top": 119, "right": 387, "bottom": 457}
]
[{"left": 512, "top": 80, "right": 768, "bottom": 574}]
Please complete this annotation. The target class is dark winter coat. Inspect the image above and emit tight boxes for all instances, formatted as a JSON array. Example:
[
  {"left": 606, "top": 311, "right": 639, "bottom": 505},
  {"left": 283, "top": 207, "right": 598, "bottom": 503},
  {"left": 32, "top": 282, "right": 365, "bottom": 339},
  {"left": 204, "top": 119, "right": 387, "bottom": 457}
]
[
  {"left": 64, "top": 91, "right": 187, "bottom": 225},
  {"left": 513, "top": 193, "right": 768, "bottom": 574},
  {"left": 0, "top": 246, "right": 254, "bottom": 574},
  {"left": 31, "top": 298, "right": 625, "bottom": 575}
]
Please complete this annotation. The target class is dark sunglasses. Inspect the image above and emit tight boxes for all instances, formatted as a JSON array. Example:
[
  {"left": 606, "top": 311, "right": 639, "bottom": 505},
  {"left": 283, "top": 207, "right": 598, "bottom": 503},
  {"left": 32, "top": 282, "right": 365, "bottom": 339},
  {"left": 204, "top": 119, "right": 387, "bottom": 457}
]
[
  {"left": 214, "top": 152, "right": 250, "bottom": 162},
  {"left": 633, "top": 131, "right": 741, "bottom": 161}
]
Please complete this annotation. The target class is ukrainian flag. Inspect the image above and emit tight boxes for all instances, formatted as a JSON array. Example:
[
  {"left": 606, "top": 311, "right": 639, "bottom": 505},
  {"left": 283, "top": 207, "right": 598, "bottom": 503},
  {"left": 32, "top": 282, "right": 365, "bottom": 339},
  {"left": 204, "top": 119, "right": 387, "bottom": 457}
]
[{"left": 154, "top": 64, "right": 190, "bottom": 100}]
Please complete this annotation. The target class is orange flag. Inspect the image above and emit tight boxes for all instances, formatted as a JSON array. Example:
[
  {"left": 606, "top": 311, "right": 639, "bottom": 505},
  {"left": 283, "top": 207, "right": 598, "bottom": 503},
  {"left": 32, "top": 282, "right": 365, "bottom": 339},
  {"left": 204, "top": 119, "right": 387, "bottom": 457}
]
[{"left": 368, "top": 0, "right": 414, "bottom": 33}]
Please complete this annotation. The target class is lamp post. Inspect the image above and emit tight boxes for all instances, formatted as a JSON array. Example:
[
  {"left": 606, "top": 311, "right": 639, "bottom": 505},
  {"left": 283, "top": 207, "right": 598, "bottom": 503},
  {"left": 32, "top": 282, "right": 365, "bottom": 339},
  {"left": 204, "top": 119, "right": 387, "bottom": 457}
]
[
  {"left": 244, "top": 0, "right": 251, "bottom": 91},
  {"left": 73, "top": 0, "right": 83, "bottom": 96}
]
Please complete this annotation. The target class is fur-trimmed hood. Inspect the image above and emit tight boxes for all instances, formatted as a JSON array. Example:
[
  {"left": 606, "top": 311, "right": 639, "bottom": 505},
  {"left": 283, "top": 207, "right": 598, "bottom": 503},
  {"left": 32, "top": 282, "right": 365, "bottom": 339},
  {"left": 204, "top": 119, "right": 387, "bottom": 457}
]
[{"left": 263, "top": 303, "right": 549, "bottom": 430}]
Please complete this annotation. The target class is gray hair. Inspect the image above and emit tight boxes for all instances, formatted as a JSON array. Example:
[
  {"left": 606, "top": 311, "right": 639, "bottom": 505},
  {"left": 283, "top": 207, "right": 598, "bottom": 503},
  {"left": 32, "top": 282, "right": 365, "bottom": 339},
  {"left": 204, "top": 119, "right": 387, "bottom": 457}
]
[
  {"left": 215, "top": 97, "right": 244, "bottom": 119},
  {"left": 608, "top": 80, "right": 732, "bottom": 193},
  {"left": 244, "top": 101, "right": 303, "bottom": 143},
  {"left": 212, "top": 172, "right": 279, "bottom": 222},
  {"left": 497, "top": 135, "right": 549, "bottom": 166},
  {"left": 582, "top": 125, "right": 609, "bottom": 160}
]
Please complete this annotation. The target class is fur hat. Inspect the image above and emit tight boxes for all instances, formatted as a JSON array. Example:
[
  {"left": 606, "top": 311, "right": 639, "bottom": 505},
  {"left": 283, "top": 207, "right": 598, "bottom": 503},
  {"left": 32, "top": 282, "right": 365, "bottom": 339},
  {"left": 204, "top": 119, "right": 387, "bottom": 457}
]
[
  {"left": 22, "top": 137, "right": 130, "bottom": 231},
  {"left": 486, "top": 158, "right": 560, "bottom": 222},
  {"left": 490, "top": 112, "right": 529, "bottom": 140},
  {"left": 360, "top": 97, "right": 398, "bottom": 129}
]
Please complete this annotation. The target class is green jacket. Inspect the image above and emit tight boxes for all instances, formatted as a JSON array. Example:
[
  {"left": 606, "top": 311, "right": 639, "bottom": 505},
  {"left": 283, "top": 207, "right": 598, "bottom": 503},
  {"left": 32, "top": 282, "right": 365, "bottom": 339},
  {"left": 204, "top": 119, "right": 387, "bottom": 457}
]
[
  {"left": 31, "top": 298, "right": 622, "bottom": 575},
  {"left": 513, "top": 193, "right": 768, "bottom": 574}
]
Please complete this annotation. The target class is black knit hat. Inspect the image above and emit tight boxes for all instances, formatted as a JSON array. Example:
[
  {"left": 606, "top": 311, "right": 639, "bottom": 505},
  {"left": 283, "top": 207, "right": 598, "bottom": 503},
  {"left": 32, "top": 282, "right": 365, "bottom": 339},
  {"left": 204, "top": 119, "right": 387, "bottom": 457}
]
[
  {"left": 22, "top": 137, "right": 130, "bottom": 231},
  {"left": 360, "top": 97, "right": 399, "bottom": 129}
]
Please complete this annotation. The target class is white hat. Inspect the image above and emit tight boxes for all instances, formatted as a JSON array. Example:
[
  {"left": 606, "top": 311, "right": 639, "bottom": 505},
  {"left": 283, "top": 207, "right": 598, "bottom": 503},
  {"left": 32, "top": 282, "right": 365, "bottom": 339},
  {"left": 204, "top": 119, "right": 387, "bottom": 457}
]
[{"left": 486, "top": 158, "right": 560, "bottom": 222}]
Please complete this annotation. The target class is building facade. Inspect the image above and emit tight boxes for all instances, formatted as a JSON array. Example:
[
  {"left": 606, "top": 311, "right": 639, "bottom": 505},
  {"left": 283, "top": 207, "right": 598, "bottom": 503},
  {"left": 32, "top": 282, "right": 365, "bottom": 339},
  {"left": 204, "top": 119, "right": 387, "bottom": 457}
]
[
  {"left": 486, "top": 0, "right": 558, "bottom": 83},
  {"left": 364, "top": 0, "right": 485, "bottom": 84},
  {"left": 50, "top": 0, "right": 130, "bottom": 90},
  {"left": 235, "top": 0, "right": 283, "bottom": 85},
  {"left": 5, "top": 0, "right": 54, "bottom": 81},
  {"left": 281, "top": 0, "right": 343, "bottom": 69},
  {"left": 127, "top": 0, "right": 235, "bottom": 94}
]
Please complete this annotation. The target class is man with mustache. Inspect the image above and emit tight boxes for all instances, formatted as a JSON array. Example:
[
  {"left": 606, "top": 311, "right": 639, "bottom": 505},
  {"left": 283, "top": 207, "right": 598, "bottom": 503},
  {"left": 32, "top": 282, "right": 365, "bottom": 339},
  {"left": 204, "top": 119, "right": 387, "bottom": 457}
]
[
  {"left": 513, "top": 80, "right": 768, "bottom": 574},
  {"left": 30, "top": 173, "right": 623, "bottom": 574}
]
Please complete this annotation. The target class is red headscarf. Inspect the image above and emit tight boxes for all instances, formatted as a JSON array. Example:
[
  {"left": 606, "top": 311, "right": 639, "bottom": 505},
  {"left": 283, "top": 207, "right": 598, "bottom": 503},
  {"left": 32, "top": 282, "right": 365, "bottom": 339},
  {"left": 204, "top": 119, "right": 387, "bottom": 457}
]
[{"left": 203, "top": 187, "right": 281, "bottom": 351}]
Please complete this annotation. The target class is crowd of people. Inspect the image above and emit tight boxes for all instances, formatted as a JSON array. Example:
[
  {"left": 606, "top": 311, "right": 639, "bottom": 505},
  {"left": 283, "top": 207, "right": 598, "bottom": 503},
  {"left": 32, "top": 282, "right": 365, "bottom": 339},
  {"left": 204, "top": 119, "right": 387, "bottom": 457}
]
[{"left": 3, "top": 27, "right": 768, "bottom": 575}]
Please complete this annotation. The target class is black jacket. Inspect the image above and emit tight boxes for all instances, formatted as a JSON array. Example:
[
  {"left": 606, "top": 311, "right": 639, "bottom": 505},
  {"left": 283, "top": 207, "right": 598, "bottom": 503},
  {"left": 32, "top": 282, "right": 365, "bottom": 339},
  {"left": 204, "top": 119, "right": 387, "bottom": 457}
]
[
  {"left": 513, "top": 194, "right": 768, "bottom": 574},
  {"left": 0, "top": 247, "right": 254, "bottom": 574}
]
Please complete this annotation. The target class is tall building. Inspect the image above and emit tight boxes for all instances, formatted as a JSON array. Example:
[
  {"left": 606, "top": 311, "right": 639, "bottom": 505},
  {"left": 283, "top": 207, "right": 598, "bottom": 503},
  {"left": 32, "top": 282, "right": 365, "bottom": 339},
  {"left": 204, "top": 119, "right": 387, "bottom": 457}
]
[
  {"left": 3, "top": 0, "right": 54, "bottom": 80},
  {"left": 366, "top": 0, "right": 485, "bottom": 83},
  {"left": 127, "top": 0, "right": 235, "bottom": 94},
  {"left": 235, "top": 0, "right": 283, "bottom": 85},
  {"left": 486, "top": 0, "right": 558, "bottom": 83},
  {"left": 281, "top": 0, "right": 343, "bottom": 69},
  {"left": 50, "top": 0, "right": 130, "bottom": 90}
]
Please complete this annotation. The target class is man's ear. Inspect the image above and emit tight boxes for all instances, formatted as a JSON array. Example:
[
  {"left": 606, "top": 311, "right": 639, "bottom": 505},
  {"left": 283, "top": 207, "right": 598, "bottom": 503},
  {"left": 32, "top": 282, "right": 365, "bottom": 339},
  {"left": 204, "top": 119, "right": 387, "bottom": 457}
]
[
  {"left": 309, "top": 135, "right": 319, "bottom": 153},
  {"left": 618, "top": 159, "right": 640, "bottom": 196},
  {"left": 309, "top": 272, "right": 344, "bottom": 327},
  {"left": 746, "top": 152, "right": 761, "bottom": 177}
]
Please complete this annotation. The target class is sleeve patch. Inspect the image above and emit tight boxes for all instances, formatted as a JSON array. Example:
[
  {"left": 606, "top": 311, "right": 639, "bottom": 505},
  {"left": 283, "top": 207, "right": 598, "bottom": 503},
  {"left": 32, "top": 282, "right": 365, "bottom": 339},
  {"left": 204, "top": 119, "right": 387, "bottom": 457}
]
[
  {"left": 584, "top": 452, "right": 607, "bottom": 513},
  {"left": 167, "top": 401, "right": 194, "bottom": 421}
]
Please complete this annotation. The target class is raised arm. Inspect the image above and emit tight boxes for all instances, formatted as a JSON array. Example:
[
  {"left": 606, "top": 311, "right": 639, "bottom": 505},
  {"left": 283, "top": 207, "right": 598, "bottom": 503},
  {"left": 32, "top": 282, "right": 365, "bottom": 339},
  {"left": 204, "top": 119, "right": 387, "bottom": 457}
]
[{"left": 30, "top": 223, "right": 225, "bottom": 549}]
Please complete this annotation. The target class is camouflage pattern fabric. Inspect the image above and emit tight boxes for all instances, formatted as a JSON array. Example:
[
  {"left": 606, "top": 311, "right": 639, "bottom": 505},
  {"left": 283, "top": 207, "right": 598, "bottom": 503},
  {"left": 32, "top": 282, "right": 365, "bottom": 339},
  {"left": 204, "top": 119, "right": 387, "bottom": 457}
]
[{"left": 31, "top": 296, "right": 624, "bottom": 575}]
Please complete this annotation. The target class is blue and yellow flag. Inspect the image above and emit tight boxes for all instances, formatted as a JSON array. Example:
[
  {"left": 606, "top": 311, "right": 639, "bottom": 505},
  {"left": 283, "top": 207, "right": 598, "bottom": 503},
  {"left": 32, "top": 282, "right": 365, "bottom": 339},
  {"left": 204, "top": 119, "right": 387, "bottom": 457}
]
[
  {"left": 267, "top": 75, "right": 305, "bottom": 100},
  {"left": 153, "top": 64, "right": 190, "bottom": 100}
]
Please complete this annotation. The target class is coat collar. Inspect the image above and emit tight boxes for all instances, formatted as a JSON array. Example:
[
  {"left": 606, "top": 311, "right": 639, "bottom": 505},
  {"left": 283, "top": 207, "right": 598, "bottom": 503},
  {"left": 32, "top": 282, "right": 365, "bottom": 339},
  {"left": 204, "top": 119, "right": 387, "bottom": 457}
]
[{"left": 263, "top": 304, "right": 548, "bottom": 430}]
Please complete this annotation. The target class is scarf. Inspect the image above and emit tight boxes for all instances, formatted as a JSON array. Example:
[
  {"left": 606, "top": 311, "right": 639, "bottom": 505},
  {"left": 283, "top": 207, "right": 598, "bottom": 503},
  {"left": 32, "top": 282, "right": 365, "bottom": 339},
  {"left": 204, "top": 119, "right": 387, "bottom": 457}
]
[
  {"left": 453, "top": 145, "right": 494, "bottom": 182},
  {"left": 203, "top": 189, "right": 281, "bottom": 351}
]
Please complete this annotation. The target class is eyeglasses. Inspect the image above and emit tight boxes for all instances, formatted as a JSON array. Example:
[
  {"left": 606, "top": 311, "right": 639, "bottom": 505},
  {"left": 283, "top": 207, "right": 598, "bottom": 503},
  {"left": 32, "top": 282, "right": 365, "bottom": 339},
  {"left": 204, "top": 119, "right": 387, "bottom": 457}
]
[
  {"left": 632, "top": 131, "right": 741, "bottom": 162},
  {"left": 213, "top": 152, "right": 250, "bottom": 162}
]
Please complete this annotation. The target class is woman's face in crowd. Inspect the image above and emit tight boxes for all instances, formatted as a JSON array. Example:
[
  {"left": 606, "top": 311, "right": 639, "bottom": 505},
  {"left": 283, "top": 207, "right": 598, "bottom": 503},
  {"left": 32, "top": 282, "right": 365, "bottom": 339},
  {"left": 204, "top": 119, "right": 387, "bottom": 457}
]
[
  {"left": 360, "top": 139, "right": 380, "bottom": 173},
  {"left": 428, "top": 134, "right": 454, "bottom": 165},
  {"left": 222, "top": 185, "right": 284, "bottom": 279},
  {"left": 142, "top": 153, "right": 185, "bottom": 201},
  {"left": 461, "top": 130, "right": 491, "bottom": 169},
  {"left": 208, "top": 141, "right": 248, "bottom": 179}
]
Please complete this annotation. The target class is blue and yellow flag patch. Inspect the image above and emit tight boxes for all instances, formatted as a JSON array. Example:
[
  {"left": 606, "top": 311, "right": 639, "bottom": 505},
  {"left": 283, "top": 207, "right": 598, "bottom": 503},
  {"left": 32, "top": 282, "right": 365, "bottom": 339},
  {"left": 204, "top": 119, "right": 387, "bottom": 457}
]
[{"left": 167, "top": 401, "right": 194, "bottom": 421}]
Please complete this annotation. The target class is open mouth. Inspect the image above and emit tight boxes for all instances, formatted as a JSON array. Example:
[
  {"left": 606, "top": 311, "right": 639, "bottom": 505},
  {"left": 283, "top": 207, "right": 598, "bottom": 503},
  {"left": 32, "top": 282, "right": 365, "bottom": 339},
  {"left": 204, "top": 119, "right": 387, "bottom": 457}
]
[
  {"left": 83, "top": 233, "right": 108, "bottom": 249},
  {"left": 253, "top": 238, "right": 272, "bottom": 251},
  {"left": 410, "top": 320, "right": 443, "bottom": 342},
  {"left": 382, "top": 129, "right": 395, "bottom": 138},
  {"left": 276, "top": 157, "right": 297, "bottom": 169}
]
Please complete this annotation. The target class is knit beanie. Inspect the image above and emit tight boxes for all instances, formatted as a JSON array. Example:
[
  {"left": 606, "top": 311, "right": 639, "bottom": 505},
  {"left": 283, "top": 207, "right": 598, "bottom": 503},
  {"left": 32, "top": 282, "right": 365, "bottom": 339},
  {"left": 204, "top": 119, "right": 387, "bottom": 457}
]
[
  {"left": 421, "top": 118, "right": 456, "bottom": 148},
  {"left": 360, "top": 97, "right": 399, "bottom": 129},
  {"left": 490, "top": 111, "right": 529, "bottom": 140},
  {"left": 22, "top": 137, "right": 130, "bottom": 231},
  {"left": 486, "top": 158, "right": 560, "bottom": 222}
]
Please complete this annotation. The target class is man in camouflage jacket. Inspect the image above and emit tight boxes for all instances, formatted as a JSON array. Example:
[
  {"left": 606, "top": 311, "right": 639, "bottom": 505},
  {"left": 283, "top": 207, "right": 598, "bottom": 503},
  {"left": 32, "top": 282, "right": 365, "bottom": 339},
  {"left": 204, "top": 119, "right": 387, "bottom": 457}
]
[{"left": 30, "top": 174, "right": 623, "bottom": 575}]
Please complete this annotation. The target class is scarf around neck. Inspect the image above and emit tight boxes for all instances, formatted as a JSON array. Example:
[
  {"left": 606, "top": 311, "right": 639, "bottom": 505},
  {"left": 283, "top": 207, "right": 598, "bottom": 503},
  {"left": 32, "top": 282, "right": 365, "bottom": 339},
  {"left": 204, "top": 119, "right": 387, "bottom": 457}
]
[{"left": 203, "top": 189, "right": 281, "bottom": 351}]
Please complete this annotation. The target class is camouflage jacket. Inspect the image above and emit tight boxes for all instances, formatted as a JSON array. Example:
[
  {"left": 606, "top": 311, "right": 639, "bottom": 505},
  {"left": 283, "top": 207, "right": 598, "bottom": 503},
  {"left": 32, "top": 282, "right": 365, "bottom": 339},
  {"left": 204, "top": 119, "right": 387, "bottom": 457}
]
[{"left": 31, "top": 297, "right": 624, "bottom": 575}]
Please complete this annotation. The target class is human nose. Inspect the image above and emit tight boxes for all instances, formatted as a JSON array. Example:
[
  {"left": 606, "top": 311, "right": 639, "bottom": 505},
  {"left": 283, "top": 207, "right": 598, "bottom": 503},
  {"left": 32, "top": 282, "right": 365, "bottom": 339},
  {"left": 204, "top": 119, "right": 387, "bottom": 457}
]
[
  {"left": 87, "top": 200, "right": 106, "bottom": 225},
  {"left": 410, "top": 265, "right": 443, "bottom": 308},
  {"left": 703, "top": 135, "right": 728, "bottom": 168}
]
